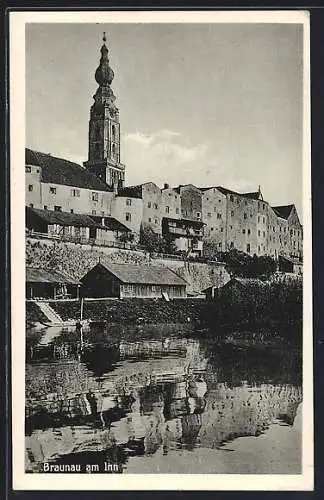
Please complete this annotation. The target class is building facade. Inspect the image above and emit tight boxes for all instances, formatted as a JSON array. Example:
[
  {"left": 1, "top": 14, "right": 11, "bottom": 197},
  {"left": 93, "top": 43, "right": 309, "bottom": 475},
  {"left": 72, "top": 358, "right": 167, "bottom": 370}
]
[{"left": 25, "top": 34, "right": 303, "bottom": 264}]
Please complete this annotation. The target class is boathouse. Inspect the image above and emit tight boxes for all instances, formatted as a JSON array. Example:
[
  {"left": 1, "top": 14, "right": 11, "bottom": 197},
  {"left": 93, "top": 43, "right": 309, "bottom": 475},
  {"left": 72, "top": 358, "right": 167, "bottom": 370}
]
[
  {"left": 26, "top": 267, "right": 81, "bottom": 300},
  {"left": 80, "top": 262, "right": 187, "bottom": 299}
]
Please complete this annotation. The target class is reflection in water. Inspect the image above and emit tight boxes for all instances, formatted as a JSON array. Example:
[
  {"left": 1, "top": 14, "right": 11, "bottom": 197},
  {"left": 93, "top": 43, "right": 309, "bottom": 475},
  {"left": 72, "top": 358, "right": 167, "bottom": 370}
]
[{"left": 25, "top": 328, "right": 302, "bottom": 474}]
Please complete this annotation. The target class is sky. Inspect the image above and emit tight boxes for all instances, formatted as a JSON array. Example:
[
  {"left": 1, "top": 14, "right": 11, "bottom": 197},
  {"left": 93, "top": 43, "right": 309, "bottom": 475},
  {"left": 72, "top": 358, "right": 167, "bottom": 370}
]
[{"left": 26, "top": 22, "right": 304, "bottom": 215}]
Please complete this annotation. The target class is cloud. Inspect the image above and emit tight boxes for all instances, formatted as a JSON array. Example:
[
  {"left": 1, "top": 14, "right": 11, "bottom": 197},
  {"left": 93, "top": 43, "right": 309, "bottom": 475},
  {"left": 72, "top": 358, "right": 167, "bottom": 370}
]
[{"left": 123, "top": 129, "right": 210, "bottom": 187}]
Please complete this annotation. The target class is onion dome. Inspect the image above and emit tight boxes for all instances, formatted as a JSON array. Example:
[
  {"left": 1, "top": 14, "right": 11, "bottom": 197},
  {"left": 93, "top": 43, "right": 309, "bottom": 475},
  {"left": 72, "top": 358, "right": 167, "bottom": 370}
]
[{"left": 95, "top": 32, "right": 115, "bottom": 86}]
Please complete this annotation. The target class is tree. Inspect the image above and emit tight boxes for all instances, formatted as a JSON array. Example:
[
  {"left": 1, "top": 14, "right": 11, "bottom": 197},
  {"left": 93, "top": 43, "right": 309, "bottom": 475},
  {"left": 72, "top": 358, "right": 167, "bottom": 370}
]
[{"left": 139, "top": 223, "right": 177, "bottom": 254}]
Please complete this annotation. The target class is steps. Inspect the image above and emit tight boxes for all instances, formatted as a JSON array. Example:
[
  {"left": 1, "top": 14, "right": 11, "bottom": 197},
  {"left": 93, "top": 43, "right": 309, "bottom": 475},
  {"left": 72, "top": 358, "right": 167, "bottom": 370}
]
[{"left": 35, "top": 301, "right": 64, "bottom": 324}]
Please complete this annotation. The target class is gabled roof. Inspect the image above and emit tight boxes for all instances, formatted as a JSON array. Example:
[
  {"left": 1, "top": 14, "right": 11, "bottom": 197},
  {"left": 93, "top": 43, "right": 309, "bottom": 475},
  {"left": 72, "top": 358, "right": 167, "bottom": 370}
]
[
  {"left": 216, "top": 186, "right": 263, "bottom": 201},
  {"left": 272, "top": 205, "right": 294, "bottom": 220},
  {"left": 26, "top": 267, "right": 81, "bottom": 285},
  {"left": 26, "top": 206, "right": 103, "bottom": 229},
  {"left": 90, "top": 215, "right": 131, "bottom": 232},
  {"left": 26, "top": 148, "right": 112, "bottom": 192},
  {"left": 85, "top": 262, "right": 187, "bottom": 286}
]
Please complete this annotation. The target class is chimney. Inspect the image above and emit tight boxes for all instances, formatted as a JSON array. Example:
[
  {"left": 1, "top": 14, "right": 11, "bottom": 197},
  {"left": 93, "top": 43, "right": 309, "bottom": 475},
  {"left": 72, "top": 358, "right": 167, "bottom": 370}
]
[{"left": 164, "top": 183, "right": 169, "bottom": 190}]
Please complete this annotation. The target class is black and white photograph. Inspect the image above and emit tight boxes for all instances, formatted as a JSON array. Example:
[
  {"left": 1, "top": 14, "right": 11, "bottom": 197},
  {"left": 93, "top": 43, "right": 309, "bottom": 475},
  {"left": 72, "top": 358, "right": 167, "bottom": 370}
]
[{"left": 10, "top": 10, "right": 313, "bottom": 491}]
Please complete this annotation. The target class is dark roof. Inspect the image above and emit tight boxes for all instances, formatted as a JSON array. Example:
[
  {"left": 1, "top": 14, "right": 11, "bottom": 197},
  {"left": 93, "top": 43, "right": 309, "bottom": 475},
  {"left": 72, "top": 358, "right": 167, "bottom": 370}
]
[
  {"left": 26, "top": 267, "right": 81, "bottom": 285},
  {"left": 162, "top": 217, "right": 205, "bottom": 228},
  {"left": 86, "top": 262, "right": 187, "bottom": 286},
  {"left": 26, "top": 148, "right": 112, "bottom": 192},
  {"left": 26, "top": 207, "right": 104, "bottom": 229},
  {"left": 90, "top": 215, "right": 131, "bottom": 232},
  {"left": 272, "top": 205, "right": 294, "bottom": 219},
  {"left": 216, "top": 186, "right": 262, "bottom": 201},
  {"left": 117, "top": 185, "right": 143, "bottom": 198}
]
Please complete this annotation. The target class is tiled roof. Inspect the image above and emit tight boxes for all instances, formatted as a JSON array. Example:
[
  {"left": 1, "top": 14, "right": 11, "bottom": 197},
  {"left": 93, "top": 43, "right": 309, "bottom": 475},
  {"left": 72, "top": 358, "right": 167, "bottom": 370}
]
[
  {"left": 26, "top": 267, "right": 81, "bottom": 285},
  {"left": 117, "top": 185, "right": 143, "bottom": 198},
  {"left": 88, "top": 261, "right": 187, "bottom": 286},
  {"left": 272, "top": 205, "right": 294, "bottom": 220},
  {"left": 26, "top": 207, "right": 103, "bottom": 228},
  {"left": 90, "top": 215, "right": 131, "bottom": 232},
  {"left": 216, "top": 186, "right": 262, "bottom": 200},
  {"left": 26, "top": 148, "right": 112, "bottom": 192}
]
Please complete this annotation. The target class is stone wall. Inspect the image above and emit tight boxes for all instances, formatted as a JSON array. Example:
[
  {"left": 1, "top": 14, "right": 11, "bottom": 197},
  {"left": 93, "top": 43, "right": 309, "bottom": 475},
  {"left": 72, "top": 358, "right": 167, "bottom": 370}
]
[{"left": 26, "top": 238, "right": 230, "bottom": 293}]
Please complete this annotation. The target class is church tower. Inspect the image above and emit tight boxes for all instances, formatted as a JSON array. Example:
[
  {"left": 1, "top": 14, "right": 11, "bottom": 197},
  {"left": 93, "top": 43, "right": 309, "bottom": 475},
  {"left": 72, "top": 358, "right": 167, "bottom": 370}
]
[{"left": 84, "top": 33, "right": 125, "bottom": 190}]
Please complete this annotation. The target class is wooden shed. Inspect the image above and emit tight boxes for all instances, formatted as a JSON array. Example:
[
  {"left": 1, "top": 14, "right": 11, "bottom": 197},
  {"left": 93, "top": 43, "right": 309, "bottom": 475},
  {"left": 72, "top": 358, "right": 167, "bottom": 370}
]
[
  {"left": 80, "top": 262, "right": 187, "bottom": 299},
  {"left": 26, "top": 267, "right": 81, "bottom": 300}
]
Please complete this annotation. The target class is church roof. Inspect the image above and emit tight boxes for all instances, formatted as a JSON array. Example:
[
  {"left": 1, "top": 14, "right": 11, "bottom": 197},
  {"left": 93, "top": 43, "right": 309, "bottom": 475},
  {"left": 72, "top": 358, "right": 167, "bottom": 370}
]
[
  {"left": 272, "top": 205, "right": 294, "bottom": 220},
  {"left": 26, "top": 148, "right": 112, "bottom": 192}
]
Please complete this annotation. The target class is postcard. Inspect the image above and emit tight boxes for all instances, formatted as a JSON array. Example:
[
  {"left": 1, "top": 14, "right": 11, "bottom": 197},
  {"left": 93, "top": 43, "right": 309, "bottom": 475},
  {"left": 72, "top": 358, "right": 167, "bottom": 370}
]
[{"left": 10, "top": 9, "right": 313, "bottom": 490}]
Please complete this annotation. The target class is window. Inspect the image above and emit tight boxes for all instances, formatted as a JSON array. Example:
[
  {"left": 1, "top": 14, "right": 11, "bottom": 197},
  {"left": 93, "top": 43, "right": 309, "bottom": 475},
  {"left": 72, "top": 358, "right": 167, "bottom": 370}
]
[
  {"left": 154, "top": 218, "right": 158, "bottom": 224},
  {"left": 112, "top": 124, "right": 116, "bottom": 140},
  {"left": 230, "top": 195, "right": 234, "bottom": 202},
  {"left": 231, "top": 210, "right": 234, "bottom": 217},
  {"left": 263, "top": 231, "right": 265, "bottom": 238},
  {"left": 217, "top": 213, "right": 222, "bottom": 219},
  {"left": 166, "top": 206, "right": 170, "bottom": 214},
  {"left": 92, "top": 210, "right": 96, "bottom": 215},
  {"left": 154, "top": 203, "right": 158, "bottom": 210},
  {"left": 92, "top": 192, "right": 99, "bottom": 202},
  {"left": 26, "top": 166, "right": 31, "bottom": 173},
  {"left": 244, "top": 213, "right": 247, "bottom": 219},
  {"left": 176, "top": 208, "right": 179, "bottom": 214},
  {"left": 112, "top": 144, "right": 116, "bottom": 156},
  {"left": 70, "top": 209, "right": 74, "bottom": 213},
  {"left": 71, "top": 188, "right": 80, "bottom": 197},
  {"left": 126, "top": 198, "right": 132, "bottom": 206},
  {"left": 242, "top": 229, "right": 246, "bottom": 234},
  {"left": 211, "top": 227, "right": 214, "bottom": 231},
  {"left": 221, "top": 227, "right": 224, "bottom": 232},
  {"left": 196, "top": 212, "right": 201, "bottom": 219},
  {"left": 207, "top": 212, "right": 211, "bottom": 217},
  {"left": 148, "top": 217, "right": 152, "bottom": 222},
  {"left": 258, "top": 230, "right": 261, "bottom": 236},
  {"left": 247, "top": 243, "right": 251, "bottom": 253},
  {"left": 248, "top": 229, "right": 251, "bottom": 235},
  {"left": 237, "top": 199, "right": 240, "bottom": 205},
  {"left": 126, "top": 213, "right": 131, "bottom": 222},
  {"left": 28, "top": 184, "right": 33, "bottom": 192},
  {"left": 245, "top": 201, "right": 247, "bottom": 205},
  {"left": 258, "top": 216, "right": 260, "bottom": 223},
  {"left": 263, "top": 217, "right": 265, "bottom": 224},
  {"left": 50, "top": 187, "right": 57, "bottom": 194},
  {"left": 44, "top": 205, "right": 48, "bottom": 210},
  {"left": 258, "top": 245, "right": 260, "bottom": 252},
  {"left": 230, "top": 241, "right": 234, "bottom": 249},
  {"left": 230, "top": 225, "right": 233, "bottom": 230},
  {"left": 101, "top": 211, "right": 105, "bottom": 216},
  {"left": 54, "top": 206, "right": 62, "bottom": 212},
  {"left": 148, "top": 202, "right": 151, "bottom": 208}
]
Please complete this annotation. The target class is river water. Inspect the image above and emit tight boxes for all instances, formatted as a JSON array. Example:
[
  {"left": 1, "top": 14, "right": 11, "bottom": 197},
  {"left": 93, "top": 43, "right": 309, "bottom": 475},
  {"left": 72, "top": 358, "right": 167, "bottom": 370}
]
[{"left": 25, "top": 324, "right": 302, "bottom": 474}]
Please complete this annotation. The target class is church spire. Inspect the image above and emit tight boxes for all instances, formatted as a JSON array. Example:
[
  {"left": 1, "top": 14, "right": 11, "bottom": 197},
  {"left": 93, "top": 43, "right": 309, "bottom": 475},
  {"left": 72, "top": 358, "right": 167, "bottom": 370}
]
[
  {"left": 94, "top": 32, "right": 115, "bottom": 87},
  {"left": 84, "top": 32, "right": 125, "bottom": 191}
]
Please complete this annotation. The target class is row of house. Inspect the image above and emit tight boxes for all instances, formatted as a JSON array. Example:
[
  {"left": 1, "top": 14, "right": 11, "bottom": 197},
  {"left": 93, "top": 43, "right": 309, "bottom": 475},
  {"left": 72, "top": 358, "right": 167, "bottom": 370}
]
[{"left": 25, "top": 150, "right": 302, "bottom": 261}]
